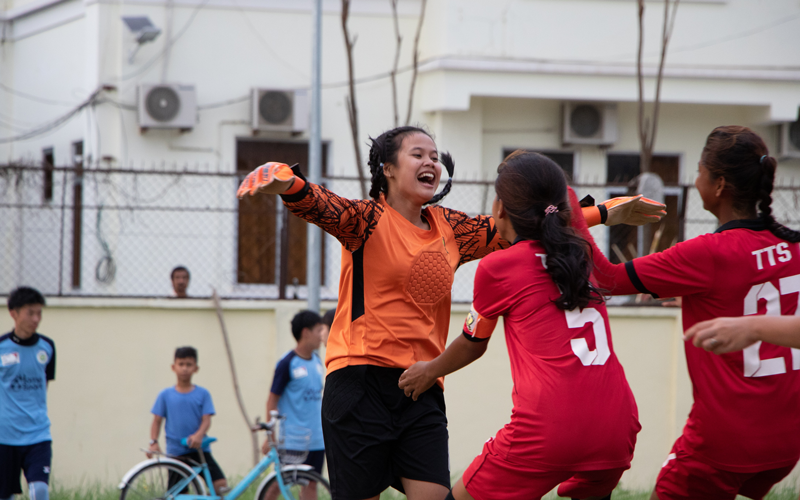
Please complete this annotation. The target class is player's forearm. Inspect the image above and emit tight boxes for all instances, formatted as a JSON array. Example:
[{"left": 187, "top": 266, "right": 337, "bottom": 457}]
[
  {"left": 749, "top": 316, "right": 800, "bottom": 348},
  {"left": 266, "top": 393, "right": 280, "bottom": 417},
  {"left": 195, "top": 415, "right": 212, "bottom": 437},
  {"left": 150, "top": 417, "right": 162, "bottom": 441},
  {"left": 426, "top": 335, "right": 488, "bottom": 379}
]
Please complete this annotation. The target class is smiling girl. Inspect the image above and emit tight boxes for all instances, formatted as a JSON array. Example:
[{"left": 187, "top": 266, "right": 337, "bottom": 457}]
[{"left": 237, "top": 125, "right": 663, "bottom": 500}]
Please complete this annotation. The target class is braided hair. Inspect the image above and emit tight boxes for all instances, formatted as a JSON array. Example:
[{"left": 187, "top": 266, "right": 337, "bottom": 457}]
[
  {"left": 495, "top": 150, "right": 601, "bottom": 310},
  {"left": 366, "top": 126, "right": 455, "bottom": 205},
  {"left": 702, "top": 125, "right": 800, "bottom": 243}
]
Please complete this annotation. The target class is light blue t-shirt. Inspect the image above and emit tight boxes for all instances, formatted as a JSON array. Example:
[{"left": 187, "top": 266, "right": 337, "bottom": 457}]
[
  {"left": 0, "top": 331, "right": 56, "bottom": 446},
  {"left": 270, "top": 351, "right": 324, "bottom": 451},
  {"left": 151, "top": 385, "right": 215, "bottom": 456}
]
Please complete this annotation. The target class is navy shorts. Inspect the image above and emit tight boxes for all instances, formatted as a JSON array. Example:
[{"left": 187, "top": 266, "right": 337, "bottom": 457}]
[
  {"left": 304, "top": 450, "right": 325, "bottom": 475},
  {"left": 322, "top": 365, "right": 450, "bottom": 500},
  {"left": 0, "top": 441, "right": 52, "bottom": 498}
]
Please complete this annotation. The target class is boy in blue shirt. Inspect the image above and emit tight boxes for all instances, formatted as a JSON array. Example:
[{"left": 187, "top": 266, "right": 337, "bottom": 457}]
[
  {"left": 148, "top": 347, "right": 227, "bottom": 492},
  {"left": 262, "top": 311, "right": 325, "bottom": 493},
  {"left": 1, "top": 287, "right": 55, "bottom": 500}
]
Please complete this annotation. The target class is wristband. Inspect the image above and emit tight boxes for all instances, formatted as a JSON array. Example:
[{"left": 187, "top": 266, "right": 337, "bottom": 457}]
[
  {"left": 598, "top": 204, "right": 608, "bottom": 225},
  {"left": 149, "top": 439, "right": 158, "bottom": 445}
]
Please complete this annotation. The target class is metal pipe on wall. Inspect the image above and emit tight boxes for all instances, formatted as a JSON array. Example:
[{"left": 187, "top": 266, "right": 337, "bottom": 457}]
[{"left": 306, "top": 0, "right": 323, "bottom": 313}]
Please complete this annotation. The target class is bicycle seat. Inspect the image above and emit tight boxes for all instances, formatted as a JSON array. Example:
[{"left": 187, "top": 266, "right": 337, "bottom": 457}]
[{"left": 180, "top": 436, "right": 217, "bottom": 448}]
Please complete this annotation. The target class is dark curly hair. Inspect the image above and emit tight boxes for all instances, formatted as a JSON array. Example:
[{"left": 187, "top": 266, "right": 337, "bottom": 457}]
[
  {"left": 366, "top": 126, "right": 455, "bottom": 205},
  {"left": 495, "top": 150, "right": 601, "bottom": 310}
]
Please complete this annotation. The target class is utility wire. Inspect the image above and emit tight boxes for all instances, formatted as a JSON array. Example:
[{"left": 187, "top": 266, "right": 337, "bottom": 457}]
[{"left": 0, "top": 89, "right": 102, "bottom": 144}]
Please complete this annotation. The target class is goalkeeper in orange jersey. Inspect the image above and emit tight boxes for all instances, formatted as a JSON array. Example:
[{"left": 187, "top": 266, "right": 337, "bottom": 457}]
[{"left": 237, "top": 126, "right": 664, "bottom": 500}]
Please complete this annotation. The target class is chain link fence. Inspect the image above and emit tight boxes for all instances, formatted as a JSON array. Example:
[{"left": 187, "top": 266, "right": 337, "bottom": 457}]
[{"left": 3, "top": 164, "right": 800, "bottom": 302}]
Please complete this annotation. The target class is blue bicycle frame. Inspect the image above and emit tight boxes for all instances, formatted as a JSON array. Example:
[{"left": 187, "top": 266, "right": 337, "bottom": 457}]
[{"left": 167, "top": 437, "right": 296, "bottom": 500}]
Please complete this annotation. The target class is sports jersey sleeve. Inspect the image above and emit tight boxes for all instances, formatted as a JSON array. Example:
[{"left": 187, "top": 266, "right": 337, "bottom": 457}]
[
  {"left": 270, "top": 354, "right": 293, "bottom": 397},
  {"left": 281, "top": 181, "right": 384, "bottom": 253},
  {"left": 439, "top": 208, "right": 510, "bottom": 267},
  {"left": 624, "top": 237, "right": 715, "bottom": 298},
  {"left": 151, "top": 391, "right": 167, "bottom": 418},
  {"left": 42, "top": 336, "right": 55, "bottom": 381},
  {"left": 201, "top": 388, "right": 216, "bottom": 416},
  {"left": 567, "top": 187, "right": 638, "bottom": 295}
]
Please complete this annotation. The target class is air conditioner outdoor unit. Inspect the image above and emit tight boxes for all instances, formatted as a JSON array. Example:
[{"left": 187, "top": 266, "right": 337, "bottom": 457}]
[
  {"left": 562, "top": 102, "right": 618, "bottom": 146},
  {"left": 252, "top": 88, "right": 309, "bottom": 133},
  {"left": 779, "top": 120, "right": 800, "bottom": 159},
  {"left": 137, "top": 84, "right": 197, "bottom": 130}
]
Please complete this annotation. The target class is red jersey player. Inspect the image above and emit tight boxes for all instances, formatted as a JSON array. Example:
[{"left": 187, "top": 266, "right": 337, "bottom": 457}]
[
  {"left": 578, "top": 126, "right": 800, "bottom": 500},
  {"left": 399, "top": 150, "right": 641, "bottom": 500},
  {"left": 237, "top": 126, "right": 661, "bottom": 500}
]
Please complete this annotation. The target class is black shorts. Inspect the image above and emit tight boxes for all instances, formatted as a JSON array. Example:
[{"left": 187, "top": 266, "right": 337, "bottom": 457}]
[
  {"left": 175, "top": 450, "right": 225, "bottom": 484},
  {"left": 322, "top": 365, "right": 450, "bottom": 500},
  {"left": 304, "top": 449, "right": 325, "bottom": 475},
  {"left": 0, "top": 441, "right": 52, "bottom": 498}
]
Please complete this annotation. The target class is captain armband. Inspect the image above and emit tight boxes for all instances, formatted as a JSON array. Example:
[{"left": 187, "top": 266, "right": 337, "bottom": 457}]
[{"left": 462, "top": 305, "right": 498, "bottom": 343}]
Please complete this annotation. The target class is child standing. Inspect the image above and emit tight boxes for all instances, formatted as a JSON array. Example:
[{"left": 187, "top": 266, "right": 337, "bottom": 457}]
[
  {"left": 261, "top": 311, "right": 325, "bottom": 500},
  {"left": 147, "top": 347, "right": 227, "bottom": 493}
]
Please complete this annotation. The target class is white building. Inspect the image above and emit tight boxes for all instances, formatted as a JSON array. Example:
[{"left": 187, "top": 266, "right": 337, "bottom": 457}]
[
  {"left": 2, "top": 0, "right": 799, "bottom": 300},
  {"left": 2, "top": 0, "right": 800, "bottom": 299},
  {"left": 3, "top": 0, "right": 800, "bottom": 491}
]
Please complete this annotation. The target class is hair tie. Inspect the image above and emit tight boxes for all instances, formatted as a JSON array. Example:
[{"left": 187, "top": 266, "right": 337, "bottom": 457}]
[
  {"left": 544, "top": 205, "right": 559, "bottom": 215},
  {"left": 760, "top": 155, "right": 767, "bottom": 165},
  {"left": 379, "top": 162, "right": 384, "bottom": 168}
]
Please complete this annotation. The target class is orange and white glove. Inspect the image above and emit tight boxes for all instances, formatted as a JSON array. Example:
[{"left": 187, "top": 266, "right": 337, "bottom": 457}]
[
  {"left": 236, "top": 162, "right": 301, "bottom": 198},
  {"left": 582, "top": 195, "right": 666, "bottom": 227}
]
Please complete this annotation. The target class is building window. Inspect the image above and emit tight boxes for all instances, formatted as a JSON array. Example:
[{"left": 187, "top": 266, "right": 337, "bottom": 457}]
[
  {"left": 42, "top": 148, "right": 54, "bottom": 202},
  {"left": 606, "top": 153, "right": 681, "bottom": 263},
  {"left": 236, "top": 139, "right": 328, "bottom": 298}
]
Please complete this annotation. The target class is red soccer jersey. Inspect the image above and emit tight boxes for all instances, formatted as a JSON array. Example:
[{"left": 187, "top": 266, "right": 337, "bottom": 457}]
[
  {"left": 586, "top": 218, "right": 800, "bottom": 472},
  {"left": 469, "top": 238, "right": 640, "bottom": 471}
]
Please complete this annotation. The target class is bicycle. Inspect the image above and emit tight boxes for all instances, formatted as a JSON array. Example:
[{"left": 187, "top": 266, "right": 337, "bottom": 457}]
[{"left": 118, "top": 411, "right": 331, "bottom": 500}]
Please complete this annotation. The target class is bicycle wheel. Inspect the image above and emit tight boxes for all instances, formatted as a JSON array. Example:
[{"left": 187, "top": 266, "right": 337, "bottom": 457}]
[
  {"left": 120, "top": 462, "right": 205, "bottom": 500},
  {"left": 258, "top": 469, "right": 331, "bottom": 500}
]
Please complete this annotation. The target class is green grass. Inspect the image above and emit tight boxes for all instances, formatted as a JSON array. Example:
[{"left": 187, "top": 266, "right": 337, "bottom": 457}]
[{"left": 29, "top": 481, "right": 800, "bottom": 500}]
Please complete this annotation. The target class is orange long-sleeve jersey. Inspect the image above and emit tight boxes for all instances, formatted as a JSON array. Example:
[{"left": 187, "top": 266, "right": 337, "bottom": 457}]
[{"left": 281, "top": 181, "right": 508, "bottom": 384}]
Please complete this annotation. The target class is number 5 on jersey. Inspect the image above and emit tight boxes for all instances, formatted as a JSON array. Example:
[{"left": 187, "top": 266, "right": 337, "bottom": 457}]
[{"left": 566, "top": 308, "right": 610, "bottom": 366}]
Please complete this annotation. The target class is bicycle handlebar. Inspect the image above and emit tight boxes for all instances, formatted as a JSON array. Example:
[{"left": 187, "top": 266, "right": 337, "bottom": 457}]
[{"left": 255, "top": 410, "right": 280, "bottom": 432}]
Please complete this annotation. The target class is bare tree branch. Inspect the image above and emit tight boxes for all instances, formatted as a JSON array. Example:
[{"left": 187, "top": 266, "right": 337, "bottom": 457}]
[
  {"left": 405, "top": 0, "right": 427, "bottom": 126},
  {"left": 637, "top": 0, "right": 647, "bottom": 171},
  {"left": 212, "top": 290, "right": 260, "bottom": 466},
  {"left": 636, "top": 0, "right": 679, "bottom": 173},
  {"left": 650, "top": 0, "right": 680, "bottom": 166},
  {"left": 390, "top": 0, "right": 402, "bottom": 128},
  {"left": 342, "top": 0, "right": 368, "bottom": 198}
]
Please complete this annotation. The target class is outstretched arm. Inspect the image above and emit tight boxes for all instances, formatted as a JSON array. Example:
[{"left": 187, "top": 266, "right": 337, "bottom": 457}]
[
  {"left": 399, "top": 308, "right": 498, "bottom": 400},
  {"left": 582, "top": 195, "right": 666, "bottom": 227},
  {"left": 684, "top": 316, "right": 800, "bottom": 353},
  {"left": 238, "top": 162, "right": 384, "bottom": 252},
  {"left": 399, "top": 335, "right": 489, "bottom": 401}
]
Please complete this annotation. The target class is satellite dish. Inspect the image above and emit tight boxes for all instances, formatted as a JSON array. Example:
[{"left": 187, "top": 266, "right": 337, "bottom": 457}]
[
  {"left": 633, "top": 172, "right": 665, "bottom": 204},
  {"left": 259, "top": 91, "right": 293, "bottom": 125},
  {"left": 145, "top": 86, "right": 181, "bottom": 122}
]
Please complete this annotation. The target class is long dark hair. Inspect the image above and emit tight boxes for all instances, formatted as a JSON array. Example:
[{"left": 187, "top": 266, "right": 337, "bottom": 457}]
[
  {"left": 495, "top": 150, "right": 600, "bottom": 310},
  {"left": 702, "top": 126, "right": 800, "bottom": 242},
  {"left": 366, "top": 126, "right": 455, "bottom": 204}
]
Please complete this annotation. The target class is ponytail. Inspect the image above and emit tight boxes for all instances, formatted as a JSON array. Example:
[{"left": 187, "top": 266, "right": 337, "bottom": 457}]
[
  {"left": 702, "top": 126, "right": 800, "bottom": 243},
  {"left": 495, "top": 150, "right": 601, "bottom": 310},
  {"left": 757, "top": 155, "right": 800, "bottom": 242},
  {"left": 366, "top": 126, "right": 455, "bottom": 203}
]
